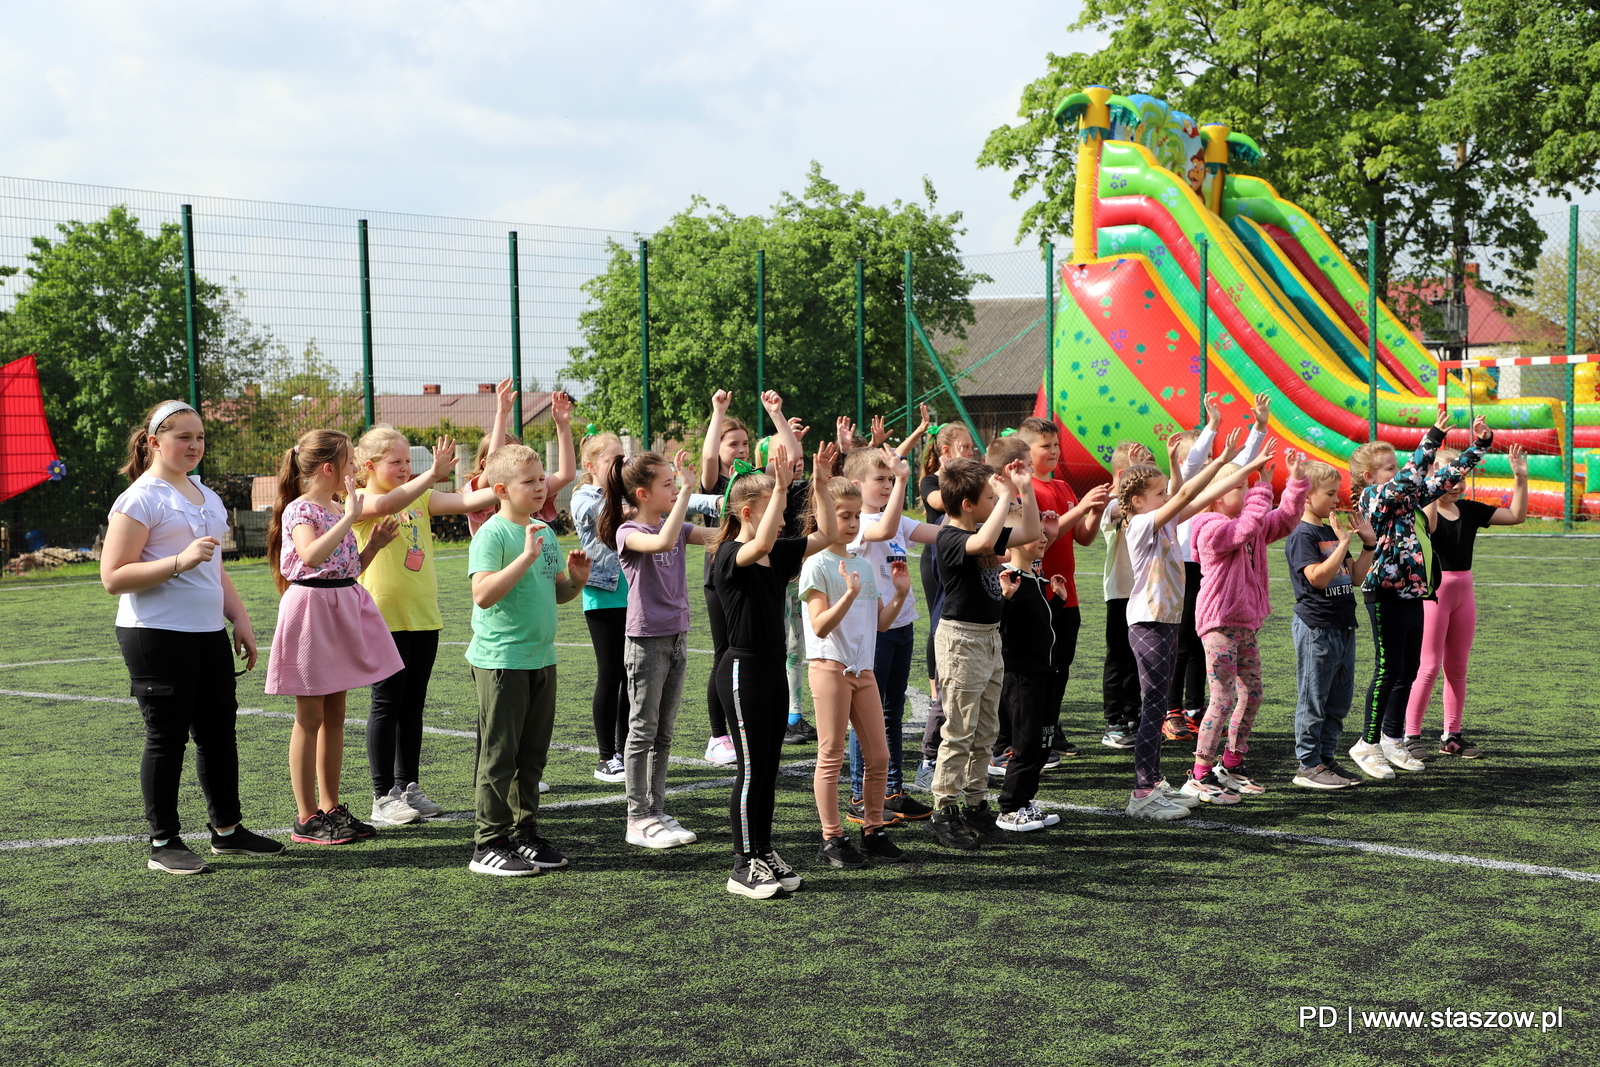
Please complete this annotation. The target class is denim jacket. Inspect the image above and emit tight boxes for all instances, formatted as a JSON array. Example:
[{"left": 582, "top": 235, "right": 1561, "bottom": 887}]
[
  {"left": 572, "top": 483, "right": 722, "bottom": 592},
  {"left": 1358, "top": 427, "right": 1491, "bottom": 599}
]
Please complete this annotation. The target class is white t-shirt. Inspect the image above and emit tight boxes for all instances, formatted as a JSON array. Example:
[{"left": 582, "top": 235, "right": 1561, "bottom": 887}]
[
  {"left": 110, "top": 473, "right": 229, "bottom": 632},
  {"left": 1124, "top": 512, "right": 1185, "bottom": 626},
  {"left": 1102, "top": 503, "right": 1135, "bottom": 601},
  {"left": 798, "top": 548, "right": 881, "bottom": 674},
  {"left": 847, "top": 512, "right": 920, "bottom": 630}
]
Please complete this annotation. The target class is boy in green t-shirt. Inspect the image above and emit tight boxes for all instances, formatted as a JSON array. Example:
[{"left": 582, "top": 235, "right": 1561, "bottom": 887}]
[{"left": 466, "top": 444, "right": 590, "bottom": 877}]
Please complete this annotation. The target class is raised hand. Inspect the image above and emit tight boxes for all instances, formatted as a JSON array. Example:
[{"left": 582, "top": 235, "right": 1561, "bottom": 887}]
[
  {"left": 881, "top": 445, "right": 910, "bottom": 480},
  {"left": 1244, "top": 436, "right": 1277, "bottom": 470},
  {"left": 430, "top": 436, "right": 457, "bottom": 480},
  {"left": 814, "top": 442, "right": 839, "bottom": 481},
  {"left": 889, "top": 559, "right": 912, "bottom": 596},
  {"left": 1471, "top": 414, "right": 1490, "bottom": 441},
  {"left": 1040, "top": 509, "right": 1060, "bottom": 542},
  {"left": 789, "top": 416, "right": 810, "bottom": 442},
  {"left": 917, "top": 403, "right": 933, "bottom": 432},
  {"left": 761, "top": 390, "right": 785, "bottom": 418},
  {"left": 1252, "top": 391, "right": 1271, "bottom": 429},
  {"left": 1165, "top": 432, "right": 1184, "bottom": 467},
  {"left": 836, "top": 416, "right": 856, "bottom": 453},
  {"left": 1434, "top": 406, "right": 1453, "bottom": 433},
  {"left": 177, "top": 535, "right": 220, "bottom": 574},
  {"left": 1354, "top": 512, "right": 1376, "bottom": 546},
  {"left": 1204, "top": 391, "right": 1221, "bottom": 431},
  {"left": 1329, "top": 509, "right": 1354, "bottom": 543},
  {"left": 566, "top": 549, "right": 592, "bottom": 586},
  {"left": 371, "top": 515, "right": 400, "bottom": 550},
  {"left": 770, "top": 443, "right": 794, "bottom": 488},
  {"left": 496, "top": 377, "right": 518, "bottom": 417},
  {"left": 523, "top": 520, "right": 545, "bottom": 559},
  {"left": 345, "top": 477, "right": 366, "bottom": 520},
  {"left": 1005, "top": 458, "right": 1031, "bottom": 494},
  {"left": 1048, "top": 573, "right": 1070, "bottom": 601},
  {"left": 869, "top": 415, "right": 889, "bottom": 448},
  {"left": 712, "top": 389, "right": 732, "bottom": 412},
  {"left": 1286, "top": 448, "right": 1305, "bottom": 482},
  {"left": 673, "top": 448, "right": 694, "bottom": 486},
  {"left": 840, "top": 559, "right": 863, "bottom": 596},
  {"left": 1221, "top": 427, "right": 1242, "bottom": 459},
  {"left": 1129, "top": 443, "right": 1154, "bottom": 466},
  {"left": 998, "top": 568, "right": 1021, "bottom": 599},
  {"left": 1508, "top": 442, "right": 1528, "bottom": 478},
  {"left": 551, "top": 391, "right": 574, "bottom": 426},
  {"left": 1082, "top": 482, "right": 1112, "bottom": 510}
]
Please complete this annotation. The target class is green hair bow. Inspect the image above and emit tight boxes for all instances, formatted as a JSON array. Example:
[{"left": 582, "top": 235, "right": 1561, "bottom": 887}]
[
  {"left": 929, "top": 423, "right": 947, "bottom": 436},
  {"left": 999, "top": 427, "right": 1018, "bottom": 437},
  {"left": 722, "top": 459, "right": 759, "bottom": 506}
]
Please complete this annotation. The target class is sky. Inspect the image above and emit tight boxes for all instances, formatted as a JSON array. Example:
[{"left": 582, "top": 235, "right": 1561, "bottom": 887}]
[{"left": 0, "top": 1, "right": 1108, "bottom": 255}]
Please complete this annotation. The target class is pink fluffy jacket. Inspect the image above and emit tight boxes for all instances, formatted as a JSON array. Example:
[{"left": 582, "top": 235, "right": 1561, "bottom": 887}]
[{"left": 1191, "top": 476, "right": 1309, "bottom": 635}]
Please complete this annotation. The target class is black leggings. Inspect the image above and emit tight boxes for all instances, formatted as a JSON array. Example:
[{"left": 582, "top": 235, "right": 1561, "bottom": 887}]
[
  {"left": 1166, "top": 562, "right": 1205, "bottom": 711},
  {"left": 704, "top": 585, "right": 730, "bottom": 738},
  {"left": 584, "top": 607, "right": 630, "bottom": 761},
  {"left": 1102, "top": 598, "right": 1141, "bottom": 725},
  {"left": 115, "top": 626, "right": 241, "bottom": 841},
  {"left": 718, "top": 649, "right": 787, "bottom": 856},
  {"left": 1362, "top": 595, "right": 1426, "bottom": 743},
  {"left": 920, "top": 546, "right": 944, "bottom": 681},
  {"left": 367, "top": 629, "right": 439, "bottom": 795}
]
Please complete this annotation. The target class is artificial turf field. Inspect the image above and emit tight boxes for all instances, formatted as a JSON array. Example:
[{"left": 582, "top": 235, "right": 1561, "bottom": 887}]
[{"left": 1, "top": 530, "right": 1597, "bottom": 1067}]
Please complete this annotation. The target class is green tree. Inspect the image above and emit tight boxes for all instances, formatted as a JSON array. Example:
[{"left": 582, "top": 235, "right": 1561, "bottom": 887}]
[
  {"left": 978, "top": 0, "right": 1600, "bottom": 295},
  {"left": 563, "top": 164, "right": 983, "bottom": 442},
  {"left": 203, "top": 343, "right": 364, "bottom": 477}
]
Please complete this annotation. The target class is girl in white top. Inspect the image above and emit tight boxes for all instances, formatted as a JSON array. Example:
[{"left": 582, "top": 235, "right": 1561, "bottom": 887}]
[
  {"left": 800, "top": 477, "right": 911, "bottom": 869},
  {"left": 100, "top": 400, "right": 283, "bottom": 875}
]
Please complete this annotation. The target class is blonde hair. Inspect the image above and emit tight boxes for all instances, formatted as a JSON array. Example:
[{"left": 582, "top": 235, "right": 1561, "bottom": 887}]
[
  {"left": 1172, "top": 429, "right": 1202, "bottom": 466},
  {"left": 1435, "top": 447, "right": 1461, "bottom": 467},
  {"left": 578, "top": 431, "right": 623, "bottom": 487},
  {"left": 843, "top": 447, "right": 890, "bottom": 482},
  {"left": 1303, "top": 460, "right": 1341, "bottom": 494},
  {"left": 1349, "top": 441, "right": 1397, "bottom": 486},
  {"left": 483, "top": 443, "right": 540, "bottom": 490},
  {"left": 267, "top": 430, "right": 353, "bottom": 594},
  {"left": 1113, "top": 464, "right": 1165, "bottom": 529},
  {"left": 806, "top": 476, "right": 861, "bottom": 534},
  {"left": 353, "top": 425, "right": 410, "bottom": 488},
  {"left": 985, "top": 436, "right": 1031, "bottom": 468},
  {"left": 120, "top": 400, "right": 200, "bottom": 482},
  {"left": 470, "top": 429, "right": 519, "bottom": 483},
  {"left": 1109, "top": 440, "right": 1144, "bottom": 477}
]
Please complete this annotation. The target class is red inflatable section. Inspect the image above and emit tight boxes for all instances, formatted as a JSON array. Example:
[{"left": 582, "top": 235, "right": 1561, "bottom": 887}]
[{"left": 0, "top": 355, "right": 60, "bottom": 503}]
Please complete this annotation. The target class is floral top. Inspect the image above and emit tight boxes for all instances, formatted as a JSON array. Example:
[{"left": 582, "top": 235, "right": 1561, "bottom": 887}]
[
  {"left": 279, "top": 499, "right": 362, "bottom": 582},
  {"left": 1358, "top": 427, "right": 1491, "bottom": 598}
]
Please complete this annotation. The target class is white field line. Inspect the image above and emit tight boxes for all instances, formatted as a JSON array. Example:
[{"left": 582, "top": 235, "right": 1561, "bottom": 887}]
[
  {"left": 0, "top": 656, "right": 123, "bottom": 669},
  {"left": 3, "top": 688, "right": 1594, "bottom": 883}
]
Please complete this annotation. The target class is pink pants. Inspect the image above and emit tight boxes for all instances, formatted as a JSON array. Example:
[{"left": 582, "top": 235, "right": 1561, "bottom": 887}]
[
  {"left": 1404, "top": 570, "right": 1476, "bottom": 736},
  {"left": 809, "top": 661, "right": 887, "bottom": 838}
]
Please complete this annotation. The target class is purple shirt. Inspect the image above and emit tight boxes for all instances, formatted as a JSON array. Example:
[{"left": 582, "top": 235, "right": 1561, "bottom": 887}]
[{"left": 615, "top": 519, "right": 692, "bottom": 637}]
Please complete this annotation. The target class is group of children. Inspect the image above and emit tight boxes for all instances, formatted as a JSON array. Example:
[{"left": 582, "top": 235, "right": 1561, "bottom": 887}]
[{"left": 102, "top": 384, "right": 1526, "bottom": 888}]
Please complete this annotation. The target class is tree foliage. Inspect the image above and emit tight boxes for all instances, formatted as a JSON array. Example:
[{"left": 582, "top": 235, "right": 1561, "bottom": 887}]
[
  {"left": 978, "top": 0, "right": 1600, "bottom": 291},
  {"left": 563, "top": 164, "right": 983, "bottom": 442}
]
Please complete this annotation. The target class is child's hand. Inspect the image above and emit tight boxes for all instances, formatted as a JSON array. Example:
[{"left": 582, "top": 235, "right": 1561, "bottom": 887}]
[
  {"left": 345, "top": 478, "right": 366, "bottom": 520},
  {"left": 1286, "top": 448, "right": 1305, "bottom": 481},
  {"left": 998, "top": 568, "right": 1021, "bottom": 599},
  {"left": 770, "top": 444, "right": 795, "bottom": 489},
  {"left": 673, "top": 449, "right": 694, "bottom": 487},
  {"left": 1048, "top": 573, "right": 1070, "bottom": 600},
  {"left": 1471, "top": 414, "right": 1490, "bottom": 441},
  {"left": 1082, "top": 482, "right": 1112, "bottom": 510},
  {"left": 523, "top": 522, "right": 545, "bottom": 559},
  {"left": 916, "top": 403, "right": 933, "bottom": 433},
  {"left": 1204, "top": 391, "right": 1221, "bottom": 432},
  {"left": 232, "top": 618, "right": 258, "bottom": 671},
  {"left": 566, "top": 549, "right": 591, "bottom": 586},
  {"left": 761, "top": 390, "right": 785, "bottom": 418},
  {"left": 1329, "top": 509, "right": 1354, "bottom": 543},
  {"left": 1244, "top": 437, "right": 1277, "bottom": 470},
  {"left": 881, "top": 445, "right": 910, "bottom": 480},
  {"left": 371, "top": 515, "right": 400, "bottom": 550},
  {"left": 712, "top": 389, "right": 732, "bottom": 412},
  {"left": 1165, "top": 432, "right": 1184, "bottom": 468},
  {"left": 1005, "top": 458, "right": 1031, "bottom": 494},
  {"left": 1129, "top": 443, "right": 1154, "bottom": 466},
  {"left": 1354, "top": 513, "right": 1376, "bottom": 547},
  {"left": 890, "top": 559, "right": 912, "bottom": 596},
  {"left": 430, "top": 436, "right": 457, "bottom": 480},
  {"left": 1221, "top": 427, "right": 1242, "bottom": 459},
  {"left": 177, "top": 536, "right": 221, "bottom": 574},
  {"left": 495, "top": 376, "right": 517, "bottom": 416},
  {"left": 551, "top": 391, "right": 574, "bottom": 427},
  {"left": 869, "top": 415, "right": 889, "bottom": 448},
  {"left": 814, "top": 442, "right": 838, "bottom": 481},
  {"left": 840, "top": 559, "right": 862, "bottom": 596},
  {"left": 835, "top": 416, "right": 856, "bottom": 453},
  {"left": 789, "top": 416, "right": 810, "bottom": 442},
  {"left": 1434, "top": 407, "right": 1453, "bottom": 433},
  {"left": 1508, "top": 442, "right": 1528, "bottom": 478},
  {"left": 1251, "top": 391, "right": 1271, "bottom": 429},
  {"left": 1040, "top": 509, "right": 1060, "bottom": 543}
]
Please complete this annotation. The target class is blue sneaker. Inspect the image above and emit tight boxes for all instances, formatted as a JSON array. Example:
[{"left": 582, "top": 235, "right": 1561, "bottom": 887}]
[{"left": 912, "top": 760, "right": 936, "bottom": 793}]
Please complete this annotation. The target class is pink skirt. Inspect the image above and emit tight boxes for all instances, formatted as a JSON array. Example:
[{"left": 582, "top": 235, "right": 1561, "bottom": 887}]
[{"left": 264, "top": 583, "right": 404, "bottom": 697}]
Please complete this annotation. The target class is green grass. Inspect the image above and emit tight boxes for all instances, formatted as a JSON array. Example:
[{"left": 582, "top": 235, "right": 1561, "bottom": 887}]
[{"left": 2, "top": 533, "right": 1597, "bottom": 1066}]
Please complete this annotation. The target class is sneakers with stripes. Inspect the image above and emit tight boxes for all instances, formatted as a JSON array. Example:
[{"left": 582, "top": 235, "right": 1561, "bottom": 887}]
[
  {"left": 469, "top": 839, "right": 540, "bottom": 877},
  {"left": 1349, "top": 739, "right": 1396, "bottom": 779},
  {"left": 513, "top": 835, "right": 570, "bottom": 869}
]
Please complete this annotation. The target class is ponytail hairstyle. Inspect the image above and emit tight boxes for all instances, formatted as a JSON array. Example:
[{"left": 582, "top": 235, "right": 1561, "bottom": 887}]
[
  {"left": 1113, "top": 463, "right": 1166, "bottom": 530},
  {"left": 1349, "top": 441, "right": 1398, "bottom": 487},
  {"left": 716, "top": 468, "right": 778, "bottom": 547},
  {"left": 352, "top": 424, "right": 410, "bottom": 488},
  {"left": 266, "top": 429, "right": 353, "bottom": 594},
  {"left": 804, "top": 476, "right": 861, "bottom": 535},
  {"left": 120, "top": 399, "right": 201, "bottom": 482},
  {"left": 577, "top": 431, "right": 623, "bottom": 488},
  {"left": 596, "top": 451, "right": 669, "bottom": 550},
  {"left": 920, "top": 423, "right": 973, "bottom": 478}
]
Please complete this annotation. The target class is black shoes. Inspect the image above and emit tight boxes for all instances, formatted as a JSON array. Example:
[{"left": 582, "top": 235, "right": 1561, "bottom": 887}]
[
  {"left": 469, "top": 839, "right": 540, "bottom": 877},
  {"left": 326, "top": 803, "right": 376, "bottom": 839},
  {"left": 148, "top": 838, "right": 210, "bottom": 875},
  {"left": 208, "top": 823, "right": 286, "bottom": 856},
  {"left": 817, "top": 835, "right": 870, "bottom": 869},
  {"left": 513, "top": 835, "right": 570, "bottom": 869},
  {"left": 960, "top": 800, "right": 1007, "bottom": 844},
  {"left": 883, "top": 791, "right": 934, "bottom": 820},
  {"left": 927, "top": 804, "right": 979, "bottom": 850},
  {"left": 860, "top": 829, "right": 905, "bottom": 863},
  {"left": 783, "top": 717, "right": 819, "bottom": 745},
  {"left": 757, "top": 848, "right": 803, "bottom": 890}
]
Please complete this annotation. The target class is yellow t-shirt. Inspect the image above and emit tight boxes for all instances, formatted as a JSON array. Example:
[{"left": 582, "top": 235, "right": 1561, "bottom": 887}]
[{"left": 355, "top": 488, "right": 443, "bottom": 632}]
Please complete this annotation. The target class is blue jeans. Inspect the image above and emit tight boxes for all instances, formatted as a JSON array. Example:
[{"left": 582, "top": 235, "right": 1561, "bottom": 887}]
[
  {"left": 849, "top": 622, "right": 914, "bottom": 796},
  {"left": 1292, "top": 617, "right": 1356, "bottom": 771}
]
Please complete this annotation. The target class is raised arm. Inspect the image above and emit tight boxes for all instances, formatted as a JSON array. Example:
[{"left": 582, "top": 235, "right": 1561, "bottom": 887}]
[
  {"left": 803, "top": 445, "right": 840, "bottom": 556},
  {"left": 621, "top": 451, "right": 695, "bottom": 555},
  {"left": 735, "top": 444, "right": 793, "bottom": 567},
  {"left": 877, "top": 560, "right": 911, "bottom": 630},
  {"left": 364, "top": 437, "right": 458, "bottom": 517},
  {"left": 700, "top": 390, "right": 731, "bottom": 493},
  {"left": 896, "top": 404, "right": 932, "bottom": 458},
  {"left": 1181, "top": 437, "right": 1276, "bottom": 522},
  {"left": 806, "top": 561, "right": 861, "bottom": 639},
  {"left": 763, "top": 391, "right": 802, "bottom": 462},
  {"left": 1179, "top": 393, "right": 1221, "bottom": 481},
  {"left": 1002, "top": 461, "right": 1042, "bottom": 546},
  {"left": 544, "top": 391, "right": 577, "bottom": 495},
  {"left": 862, "top": 447, "right": 911, "bottom": 542},
  {"left": 1148, "top": 429, "right": 1237, "bottom": 528},
  {"left": 1491, "top": 443, "right": 1529, "bottom": 525},
  {"left": 1264, "top": 451, "right": 1311, "bottom": 541},
  {"left": 965, "top": 478, "right": 1017, "bottom": 555}
]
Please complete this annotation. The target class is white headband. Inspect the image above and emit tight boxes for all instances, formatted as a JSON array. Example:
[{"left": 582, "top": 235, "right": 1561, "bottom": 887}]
[{"left": 148, "top": 401, "right": 197, "bottom": 437}]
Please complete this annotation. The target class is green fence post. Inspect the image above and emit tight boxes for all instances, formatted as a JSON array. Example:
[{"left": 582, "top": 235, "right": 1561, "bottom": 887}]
[
  {"left": 856, "top": 257, "right": 865, "bottom": 430},
  {"left": 358, "top": 219, "right": 375, "bottom": 432},
  {"left": 509, "top": 232, "right": 524, "bottom": 437},
  {"left": 757, "top": 248, "right": 765, "bottom": 424},
  {"left": 1367, "top": 219, "right": 1379, "bottom": 443},
  {"left": 639, "top": 239, "right": 650, "bottom": 447},
  {"left": 1566, "top": 206, "right": 1578, "bottom": 532},
  {"left": 1045, "top": 242, "right": 1055, "bottom": 427},
  {"left": 904, "top": 250, "right": 914, "bottom": 438},
  {"left": 1197, "top": 236, "right": 1208, "bottom": 423}
]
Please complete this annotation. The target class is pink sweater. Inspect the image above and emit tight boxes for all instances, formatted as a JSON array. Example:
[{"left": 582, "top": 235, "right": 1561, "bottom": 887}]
[{"left": 1191, "top": 477, "right": 1309, "bottom": 634}]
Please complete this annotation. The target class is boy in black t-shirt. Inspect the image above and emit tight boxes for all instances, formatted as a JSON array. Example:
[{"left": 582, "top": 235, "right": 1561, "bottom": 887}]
[
  {"left": 927, "top": 458, "right": 1040, "bottom": 848},
  {"left": 1284, "top": 461, "right": 1375, "bottom": 790}
]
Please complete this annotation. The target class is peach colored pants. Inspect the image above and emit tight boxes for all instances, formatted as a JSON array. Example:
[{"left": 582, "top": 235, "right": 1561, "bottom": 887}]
[{"left": 808, "top": 660, "right": 887, "bottom": 838}]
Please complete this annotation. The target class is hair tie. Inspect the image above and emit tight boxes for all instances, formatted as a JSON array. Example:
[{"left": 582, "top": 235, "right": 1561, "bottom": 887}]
[
  {"left": 147, "top": 400, "right": 196, "bottom": 438},
  {"left": 293, "top": 445, "right": 301, "bottom": 455},
  {"left": 583, "top": 422, "right": 599, "bottom": 438},
  {"left": 722, "top": 459, "right": 758, "bottom": 506},
  {"left": 929, "top": 423, "right": 946, "bottom": 436}
]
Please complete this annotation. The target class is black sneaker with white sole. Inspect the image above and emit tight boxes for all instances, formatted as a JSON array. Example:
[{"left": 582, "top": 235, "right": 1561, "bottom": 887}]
[
  {"left": 513, "top": 835, "right": 570, "bottom": 869},
  {"left": 757, "top": 848, "right": 803, "bottom": 891},
  {"left": 208, "top": 823, "right": 286, "bottom": 856},
  {"left": 469, "top": 839, "right": 540, "bottom": 877},
  {"left": 148, "top": 838, "right": 211, "bottom": 875},
  {"left": 817, "top": 835, "right": 870, "bottom": 869},
  {"left": 860, "top": 829, "right": 905, "bottom": 863},
  {"left": 727, "top": 855, "right": 784, "bottom": 898}
]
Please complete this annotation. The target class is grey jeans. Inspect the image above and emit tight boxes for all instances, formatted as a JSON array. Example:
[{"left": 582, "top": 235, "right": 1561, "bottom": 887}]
[
  {"left": 623, "top": 632, "right": 688, "bottom": 821},
  {"left": 1292, "top": 617, "right": 1356, "bottom": 771}
]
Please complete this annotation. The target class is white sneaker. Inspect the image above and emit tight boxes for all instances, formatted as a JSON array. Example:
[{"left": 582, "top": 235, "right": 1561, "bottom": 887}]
[
  {"left": 659, "top": 815, "right": 698, "bottom": 845},
  {"left": 400, "top": 782, "right": 444, "bottom": 818},
  {"left": 1022, "top": 802, "right": 1061, "bottom": 827},
  {"left": 996, "top": 808, "right": 1045, "bottom": 832},
  {"left": 625, "top": 817, "right": 684, "bottom": 849},
  {"left": 703, "top": 736, "right": 737, "bottom": 765},
  {"left": 1126, "top": 789, "right": 1191, "bottom": 821},
  {"left": 369, "top": 788, "right": 422, "bottom": 827},
  {"left": 539, "top": 781, "right": 551, "bottom": 793},
  {"left": 1154, "top": 779, "right": 1202, "bottom": 808},
  {"left": 1380, "top": 735, "right": 1426, "bottom": 772},
  {"left": 1349, "top": 739, "right": 1396, "bottom": 779},
  {"left": 1180, "top": 770, "right": 1242, "bottom": 805}
]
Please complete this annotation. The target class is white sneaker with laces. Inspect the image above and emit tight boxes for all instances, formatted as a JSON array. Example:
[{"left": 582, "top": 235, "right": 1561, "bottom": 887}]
[
  {"left": 400, "top": 782, "right": 444, "bottom": 818},
  {"left": 625, "top": 817, "right": 684, "bottom": 849},
  {"left": 1154, "top": 779, "right": 1202, "bottom": 808},
  {"left": 659, "top": 815, "right": 698, "bottom": 845},
  {"left": 1126, "top": 789, "right": 1191, "bottom": 821},
  {"left": 996, "top": 808, "right": 1045, "bottom": 832},
  {"left": 1349, "top": 739, "right": 1396, "bottom": 779},
  {"left": 703, "top": 736, "right": 737, "bottom": 765},
  {"left": 1380, "top": 735, "right": 1425, "bottom": 772},
  {"left": 369, "top": 789, "right": 422, "bottom": 827},
  {"left": 592, "top": 756, "right": 625, "bottom": 784}
]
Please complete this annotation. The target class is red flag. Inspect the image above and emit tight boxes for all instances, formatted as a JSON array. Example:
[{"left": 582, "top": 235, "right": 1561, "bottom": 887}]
[{"left": 0, "top": 355, "right": 62, "bottom": 503}]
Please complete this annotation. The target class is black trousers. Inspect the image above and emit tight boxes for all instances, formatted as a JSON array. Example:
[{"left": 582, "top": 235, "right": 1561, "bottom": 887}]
[
  {"left": 115, "top": 626, "right": 241, "bottom": 841},
  {"left": 995, "top": 603, "right": 1080, "bottom": 753},
  {"left": 718, "top": 650, "right": 787, "bottom": 856},
  {"left": 367, "top": 629, "right": 440, "bottom": 796},
  {"left": 584, "top": 607, "right": 631, "bottom": 761},
  {"left": 704, "top": 585, "right": 730, "bottom": 738},
  {"left": 1167, "top": 561, "right": 1205, "bottom": 711},
  {"left": 1362, "top": 594, "right": 1426, "bottom": 743},
  {"left": 1102, "top": 598, "right": 1141, "bottom": 726},
  {"left": 997, "top": 670, "right": 1055, "bottom": 813}
]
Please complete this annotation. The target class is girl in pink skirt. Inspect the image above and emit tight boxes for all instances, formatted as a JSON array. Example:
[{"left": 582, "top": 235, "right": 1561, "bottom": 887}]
[{"left": 266, "top": 429, "right": 404, "bottom": 845}]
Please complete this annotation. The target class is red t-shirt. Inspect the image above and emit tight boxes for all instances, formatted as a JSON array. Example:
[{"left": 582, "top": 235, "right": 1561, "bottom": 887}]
[{"left": 1034, "top": 476, "right": 1080, "bottom": 607}]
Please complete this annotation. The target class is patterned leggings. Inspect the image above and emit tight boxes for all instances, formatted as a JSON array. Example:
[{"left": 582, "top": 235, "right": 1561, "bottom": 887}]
[
  {"left": 1128, "top": 622, "right": 1178, "bottom": 790},
  {"left": 1195, "top": 626, "right": 1263, "bottom": 765}
]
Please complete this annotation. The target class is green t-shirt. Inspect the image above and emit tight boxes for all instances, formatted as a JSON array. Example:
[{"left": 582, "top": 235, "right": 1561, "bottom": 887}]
[
  {"left": 581, "top": 567, "right": 630, "bottom": 612},
  {"left": 466, "top": 514, "right": 565, "bottom": 670}
]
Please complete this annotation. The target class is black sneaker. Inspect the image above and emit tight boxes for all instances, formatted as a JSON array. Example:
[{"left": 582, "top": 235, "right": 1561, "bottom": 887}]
[
  {"left": 882, "top": 791, "right": 933, "bottom": 820},
  {"left": 783, "top": 717, "right": 818, "bottom": 745},
  {"left": 960, "top": 800, "right": 1007, "bottom": 844},
  {"left": 757, "top": 848, "right": 803, "bottom": 891},
  {"left": 987, "top": 747, "right": 1013, "bottom": 777},
  {"left": 291, "top": 810, "right": 356, "bottom": 845},
  {"left": 844, "top": 795, "right": 903, "bottom": 827},
  {"left": 817, "top": 835, "right": 870, "bottom": 869},
  {"left": 926, "top": 804, "right": 979, "bottom": 850},
  {"left": 208, "top": 823, "right": 286, "bottom": 856},
  {"left": 860, "top": 828, "right": 905, "bottom": 863},
  {"left": 148, "top": 837, "right": 210, "bottom": 875},
  {"left": 468, "top": 839, "right": 540, "bottom": 877},
  {"left": 727, "top": 854, "right": 783, "bottom": 898},
  {"left": 327, "top": 803, "right": 376, "bottom": 839},
  {"left": 1050, "top": 727, "right": 1079, "bottom": 757},
  {"left": 513, "top": 835, "right": 570, "bottom": 869}
]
